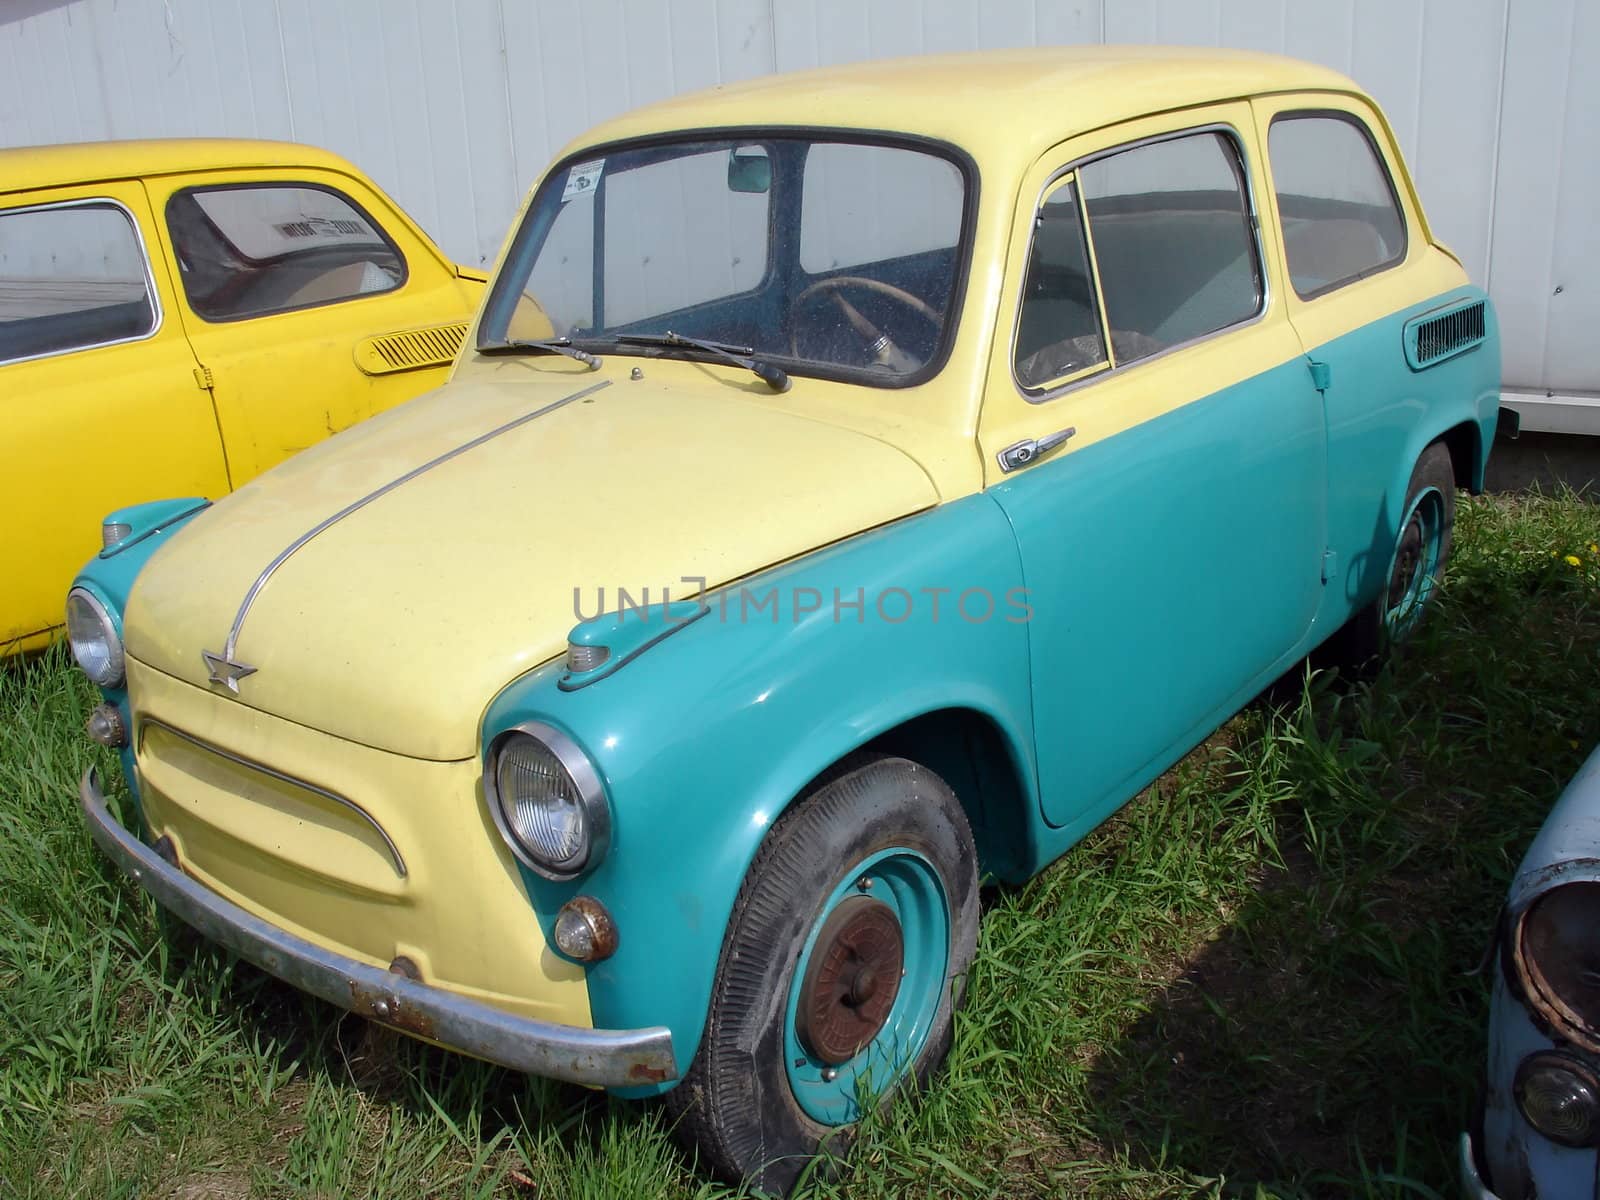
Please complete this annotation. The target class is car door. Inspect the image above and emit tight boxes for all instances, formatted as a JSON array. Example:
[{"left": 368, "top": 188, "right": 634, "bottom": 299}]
[
  {"left": 976, "top": 104, "right": 1327, "bottom": 836},
  {"left": 144, "top": 167, "right": 479, "bottom": 484},
  {"left": 1251, "top": 93, "right": 1439, "bottom": 631},
  {"left": 0, "top": 183, "right": 229, "bottom": 653}
]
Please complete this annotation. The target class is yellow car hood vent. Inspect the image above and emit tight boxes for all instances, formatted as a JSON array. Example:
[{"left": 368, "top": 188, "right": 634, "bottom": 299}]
[{"left": 355, "top": 322, "right": 469, "bottom": 375}]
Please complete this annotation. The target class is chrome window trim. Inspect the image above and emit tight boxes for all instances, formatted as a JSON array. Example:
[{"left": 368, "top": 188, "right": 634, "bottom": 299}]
[
  {"left": 137, "top": 717, "right": 407, "bottom": 878},
  {"left": 1009, "top": 121, "right": 1270, "bottom": 407},
  {"left": 0, "top": 195, "right": 165, "bottom": 368},
  {"left": 483, "top": 720, "right": 612, "bottom": 882}
]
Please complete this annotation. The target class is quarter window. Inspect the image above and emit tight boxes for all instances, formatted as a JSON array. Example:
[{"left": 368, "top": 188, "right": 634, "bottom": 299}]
[
  {"left": 1014, "top": 179, "right": 1108, "bottom": 388},
  {"left": 166, "top": 184, "right": 405, "bottom": 321},
  {"left": 1268, "top": 114, "right": 1406, "bottom": 298},
  {"left": 0, "top": 202, "right": 156, "bottom": 365},
  {"left": 1014, "top": 130, "right": 1263, "bottom": 393}
]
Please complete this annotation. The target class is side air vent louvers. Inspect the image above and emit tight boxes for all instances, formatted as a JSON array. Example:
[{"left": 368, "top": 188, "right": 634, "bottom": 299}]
[
  {"left": 1404, "top": 299, "right": 1487, "bottom": 371},
  {"left": 354, "top": 322, "right": 469, "bottom": 376}
]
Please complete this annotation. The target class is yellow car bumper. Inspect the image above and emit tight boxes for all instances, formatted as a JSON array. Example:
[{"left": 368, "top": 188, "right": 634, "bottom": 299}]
[{"left": 81, "top": 768, "right": 675, "bottom": 1087}]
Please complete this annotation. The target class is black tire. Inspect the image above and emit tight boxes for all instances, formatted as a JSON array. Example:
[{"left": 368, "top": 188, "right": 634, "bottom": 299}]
[
  {"left": 666, "top": 755, "right": 979, "bottom": 1194},
  {"left": 1335, "top": 441, "right": 1456, "bottom": 667}
]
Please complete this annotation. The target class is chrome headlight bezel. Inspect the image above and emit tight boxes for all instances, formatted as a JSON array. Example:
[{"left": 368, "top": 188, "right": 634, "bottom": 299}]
[
  {"left": 65, "top": 586, "right": 125, "bottom": 688},
  {"left": 484, "top": 722, "right": 610, "bottom": 881}
]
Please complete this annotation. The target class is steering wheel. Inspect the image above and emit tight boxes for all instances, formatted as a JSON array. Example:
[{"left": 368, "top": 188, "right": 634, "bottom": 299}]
[{"left": 791, "top": 275, "right": 943, "bottom": 371}]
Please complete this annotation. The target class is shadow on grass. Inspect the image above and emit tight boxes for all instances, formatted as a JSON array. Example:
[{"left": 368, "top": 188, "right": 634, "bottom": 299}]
[{"left": 1076, "top": 553, "right": 1598, "bottom": 1196}]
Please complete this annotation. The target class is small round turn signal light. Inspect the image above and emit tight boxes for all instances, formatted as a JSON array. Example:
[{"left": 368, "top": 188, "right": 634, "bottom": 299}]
[
  {"left": 565, "top": 642, "right": 610, "bottom": 674},
  {"left": 101, "top": 521, "right": 133, "bottom": 551},
  {"left": 553, "top": 896, "right": 619, "bottom": 963},
  {"left": 85, "top": 703, "right": 128, "bottom": 748}
]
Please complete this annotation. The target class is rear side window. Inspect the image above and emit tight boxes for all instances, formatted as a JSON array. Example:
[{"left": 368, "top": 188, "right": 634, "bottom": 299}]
[
  {"left": 0, "top": 201, "right": 157, "bottom": 365},
  {"left": 1268, "top": 114, "right": 1407, "bottom": 299},
  {"left": 166, "top": 184, "right": 405, "bottom": 321},
  {"left": 1014, "top": 129, "right": 1263, "bottom": 393}
]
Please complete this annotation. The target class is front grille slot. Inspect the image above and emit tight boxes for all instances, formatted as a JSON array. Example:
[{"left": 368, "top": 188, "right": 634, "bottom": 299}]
[{"left": 137, "top": 719, "right": 407, "bottom": 880}]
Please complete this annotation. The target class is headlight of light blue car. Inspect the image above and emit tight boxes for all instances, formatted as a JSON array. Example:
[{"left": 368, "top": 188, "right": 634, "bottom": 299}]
[{"left": 1464, "top": 745, "right": 1600, "bottom": 1199}]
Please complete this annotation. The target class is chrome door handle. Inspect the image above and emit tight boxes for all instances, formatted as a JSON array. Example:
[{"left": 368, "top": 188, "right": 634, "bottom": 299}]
[{"left": 997, "top": 426, "right": 1076, "bottom": 473}]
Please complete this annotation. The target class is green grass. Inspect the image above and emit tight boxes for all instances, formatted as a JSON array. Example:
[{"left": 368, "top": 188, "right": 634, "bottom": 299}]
[{"left": 2, "top": 489, "right": 1597, "bottom": 1199}]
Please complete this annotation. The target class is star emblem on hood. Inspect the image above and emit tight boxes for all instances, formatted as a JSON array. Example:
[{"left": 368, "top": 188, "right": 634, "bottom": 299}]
[{"left": 202, "top": 649, "right": 257, "bottom": 693}]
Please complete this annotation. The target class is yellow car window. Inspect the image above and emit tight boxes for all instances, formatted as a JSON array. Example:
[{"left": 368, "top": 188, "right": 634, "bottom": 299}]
[
  {"left": 0, "top": 200, "right": 156, "bottom": 364},
  {"left": 166, "top": 183, "right": 405, "bottom": 322}
]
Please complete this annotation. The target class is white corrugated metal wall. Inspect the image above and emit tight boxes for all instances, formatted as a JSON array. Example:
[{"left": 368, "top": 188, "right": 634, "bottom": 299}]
[{"left": 2, "top": 0, "right": 1594, "bottom": 402}]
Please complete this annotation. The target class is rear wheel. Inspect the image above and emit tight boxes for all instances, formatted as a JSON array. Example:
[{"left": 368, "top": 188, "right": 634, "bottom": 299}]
[
  {"left": 667, "top": 756, "right": 979, "bottom": 1193},
  {"left": 1337, "top": 441, "right": 1455, "bottom": 666}
]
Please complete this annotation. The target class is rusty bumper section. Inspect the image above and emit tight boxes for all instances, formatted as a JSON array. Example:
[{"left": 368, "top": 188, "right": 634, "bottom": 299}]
[{"left": 79, "top": 768, "right": 677, "bottom": 1088}]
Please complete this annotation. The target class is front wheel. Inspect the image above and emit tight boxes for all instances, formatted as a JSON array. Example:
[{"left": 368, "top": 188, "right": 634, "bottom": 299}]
[{"left": 666, "top": 756, "right": 979, "bottom": 1193}]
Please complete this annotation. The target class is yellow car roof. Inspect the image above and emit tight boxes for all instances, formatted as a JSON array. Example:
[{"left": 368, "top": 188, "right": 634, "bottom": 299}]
[
  {"left": 565, "top": 45, "right": 1362, "bottom": 167},
  {"left": 0, "top": 137, "right": 364, "bottom": 197}
]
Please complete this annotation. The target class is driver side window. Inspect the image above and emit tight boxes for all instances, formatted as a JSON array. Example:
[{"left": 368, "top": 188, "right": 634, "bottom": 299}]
[{"left": 1014, "top": 129, "right": 1263, "bottom": 395}]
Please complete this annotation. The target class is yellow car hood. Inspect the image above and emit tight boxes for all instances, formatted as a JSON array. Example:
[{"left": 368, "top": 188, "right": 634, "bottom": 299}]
[{"left": 124, "top": 373, "right": 939, "bottom": 760}]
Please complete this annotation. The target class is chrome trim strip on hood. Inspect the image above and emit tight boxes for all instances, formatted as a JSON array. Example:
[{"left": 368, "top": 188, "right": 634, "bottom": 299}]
[{"left": 218, "top": 379, "right": 612, "bottom": 662}]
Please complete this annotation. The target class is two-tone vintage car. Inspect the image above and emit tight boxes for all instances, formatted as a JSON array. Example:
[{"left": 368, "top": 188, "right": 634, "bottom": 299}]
[
  {"left": 1463, "top": 745, "right": 1600, "bottom": 1199},
  {"left": 1, "top": 139, "right": 486, "bottom": 655},
  {"left": 65, "top": 48, "right": 1501, "bottom": 1190}
]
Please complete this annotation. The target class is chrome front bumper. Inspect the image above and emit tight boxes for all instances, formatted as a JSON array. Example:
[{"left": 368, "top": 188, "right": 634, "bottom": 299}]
[{"left": 79, "top": 768, "right": 677, "bottom": 1088}]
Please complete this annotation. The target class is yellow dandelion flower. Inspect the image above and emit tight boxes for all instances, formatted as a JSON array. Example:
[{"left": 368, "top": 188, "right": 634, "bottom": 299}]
[
  {"left": 1566, "top": 555, "right": 1583, "bottom": 567},
  {"left": 1591, "top": 543, "right": 1599, "bottom": 554}
]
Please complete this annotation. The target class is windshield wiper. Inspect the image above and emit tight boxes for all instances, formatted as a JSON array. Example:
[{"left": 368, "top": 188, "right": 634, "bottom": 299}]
[
  {"left": 616, "top": 331, "right": 790, "bottom": 392},
  {"left": 478, "top": 337, "right": 603, "bottom": 370}
]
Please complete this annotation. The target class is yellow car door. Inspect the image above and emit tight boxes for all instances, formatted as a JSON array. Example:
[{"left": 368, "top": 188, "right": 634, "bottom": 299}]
[
  {"left": 0, "top": 182, "right": 230, "bottom": 654},
  {"left": 144, "top": 167, "right": 482, "bottom": 483}
]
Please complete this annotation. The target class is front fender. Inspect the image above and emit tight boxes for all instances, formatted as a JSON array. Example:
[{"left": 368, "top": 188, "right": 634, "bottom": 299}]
[
  {"left": 73, "top": 497, "right": 213, "bottom": 800},
  {"left": 480, "top": 493, "right": 1038, "bottom": 1093}
]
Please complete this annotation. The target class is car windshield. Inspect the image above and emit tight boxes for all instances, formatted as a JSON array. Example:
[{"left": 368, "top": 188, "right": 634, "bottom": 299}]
[{"left": 479, "top": 135, "right": 970, "bottom": 386}]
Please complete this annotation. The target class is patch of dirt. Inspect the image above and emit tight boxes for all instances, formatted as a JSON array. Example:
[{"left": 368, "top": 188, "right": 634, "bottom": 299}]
[{"left": 161, "top": 1167, "right": 252, "bottom": 1200}]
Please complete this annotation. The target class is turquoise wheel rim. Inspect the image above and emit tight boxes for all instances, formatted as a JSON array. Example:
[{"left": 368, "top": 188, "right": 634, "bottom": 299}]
[
  {"left": 783, "top": 848, "right": 950, "bottom": 1126},
  {"left": 1384, "top": 485, "right": 1445, "bottom": 638}
]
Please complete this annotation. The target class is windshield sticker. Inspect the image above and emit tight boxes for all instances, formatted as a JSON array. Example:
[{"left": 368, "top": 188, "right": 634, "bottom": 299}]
[{"left": 562, "top": 159, "right": 604, "bottom": 202}]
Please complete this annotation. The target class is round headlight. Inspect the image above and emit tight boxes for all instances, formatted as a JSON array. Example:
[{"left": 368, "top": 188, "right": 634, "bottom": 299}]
[
  {"left": 1514, "top": 881, "right": 1600, "bottom": 1053},
  {"left": 486, "top": 723, "right": 609, "bottom": 880},
  {"left": 65, "top": 587, "right": 124, "bottom": 688},
  {"left": 1516, "top": 1052, "right": 1600, "bottom": 1148}
]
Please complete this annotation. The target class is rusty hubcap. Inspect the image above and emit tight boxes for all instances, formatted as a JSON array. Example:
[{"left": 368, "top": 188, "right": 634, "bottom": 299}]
[
  {"left": 796, "top": 896, "right": 904, "bottom": 1065},
  {"left": 1389, "top": 512, "right": 1425, "bottom": 608}
]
